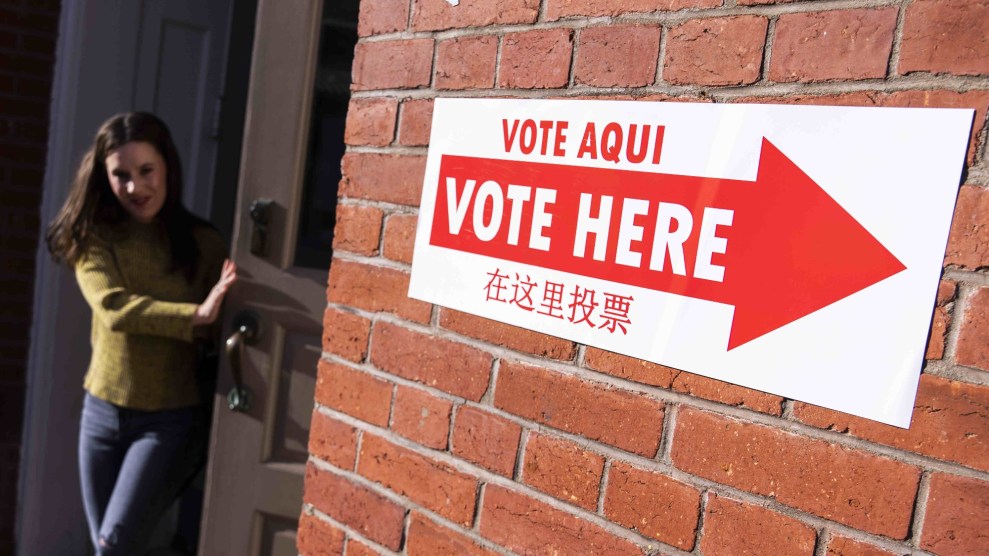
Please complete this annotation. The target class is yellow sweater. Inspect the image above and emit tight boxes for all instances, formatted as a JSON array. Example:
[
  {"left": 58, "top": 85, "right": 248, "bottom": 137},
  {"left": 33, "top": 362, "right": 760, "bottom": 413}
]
[{"left": 75, "top": 220, "right": 226, "bottom": 410}]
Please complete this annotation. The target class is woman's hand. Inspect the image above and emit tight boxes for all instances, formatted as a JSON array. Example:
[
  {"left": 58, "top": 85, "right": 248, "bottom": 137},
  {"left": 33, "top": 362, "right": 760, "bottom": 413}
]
[{"left": 193, "top": 259, "right": 237, "bottom": 326}]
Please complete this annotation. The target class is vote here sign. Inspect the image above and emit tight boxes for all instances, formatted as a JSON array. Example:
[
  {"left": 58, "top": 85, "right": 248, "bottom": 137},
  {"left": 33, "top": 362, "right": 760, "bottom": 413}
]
[{"left": 408, "top": 98, "right": 972, "bottom": 427}]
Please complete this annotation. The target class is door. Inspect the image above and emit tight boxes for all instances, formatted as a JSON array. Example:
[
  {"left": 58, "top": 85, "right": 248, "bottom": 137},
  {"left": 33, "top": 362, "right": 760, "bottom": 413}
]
[
  {"left": 198, "top": 0, "right": 358, "bottom": 554},
  {"left": 132, "top": 0, "right": 231, "bottom": 217}
]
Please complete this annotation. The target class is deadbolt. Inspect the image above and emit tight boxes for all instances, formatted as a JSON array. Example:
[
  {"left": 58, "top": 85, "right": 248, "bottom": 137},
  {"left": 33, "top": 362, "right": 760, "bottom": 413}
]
[{"left": 248, "top": 198, "right": 274, "bottom": 256}]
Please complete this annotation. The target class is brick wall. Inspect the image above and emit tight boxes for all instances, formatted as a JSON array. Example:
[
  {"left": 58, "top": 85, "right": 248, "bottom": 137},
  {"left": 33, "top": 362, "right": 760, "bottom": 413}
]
[
  {"left": 303, "top": 1, "right": 989, "bottom": 554},
  {"left": 0, "top": 1, "right": 60, "bottom": 553}
]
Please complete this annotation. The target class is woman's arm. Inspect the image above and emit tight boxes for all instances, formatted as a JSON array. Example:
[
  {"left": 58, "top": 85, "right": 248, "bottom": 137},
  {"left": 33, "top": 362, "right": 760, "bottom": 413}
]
[
  {"left": 192, "top": 258, "right": 237, "bottom": 326},
  {"left": 75, "top": 240, "right": 234, "bottom": 342}
]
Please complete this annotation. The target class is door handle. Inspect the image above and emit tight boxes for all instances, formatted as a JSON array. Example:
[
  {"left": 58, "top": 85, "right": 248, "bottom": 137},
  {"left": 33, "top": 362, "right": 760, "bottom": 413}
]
[{"left": 224, "top": 310, "right": 261, "bottom": 412}]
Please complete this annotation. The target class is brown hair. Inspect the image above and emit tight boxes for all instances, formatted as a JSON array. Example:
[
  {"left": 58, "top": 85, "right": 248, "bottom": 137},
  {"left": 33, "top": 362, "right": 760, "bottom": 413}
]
[{"left": 45, "top": 112, "right": 205, "bottom": 279}]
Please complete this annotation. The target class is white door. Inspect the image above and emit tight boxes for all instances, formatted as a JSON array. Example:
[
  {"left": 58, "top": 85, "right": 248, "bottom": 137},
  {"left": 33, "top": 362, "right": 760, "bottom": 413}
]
[{"left": 132, "top": 0, "right": 233, "bottom": 217}]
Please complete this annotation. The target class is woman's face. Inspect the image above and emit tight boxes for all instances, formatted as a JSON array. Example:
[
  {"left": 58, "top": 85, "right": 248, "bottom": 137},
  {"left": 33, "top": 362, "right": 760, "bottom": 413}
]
[{"left": 104, "top": 141, "right": 167, "bottom": 223}]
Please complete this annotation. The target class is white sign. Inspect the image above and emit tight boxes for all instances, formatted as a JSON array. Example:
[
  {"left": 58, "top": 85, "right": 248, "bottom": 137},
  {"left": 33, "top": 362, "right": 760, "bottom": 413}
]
[{"left": 408, "top": 98, "right": 972, "bottom": 427}]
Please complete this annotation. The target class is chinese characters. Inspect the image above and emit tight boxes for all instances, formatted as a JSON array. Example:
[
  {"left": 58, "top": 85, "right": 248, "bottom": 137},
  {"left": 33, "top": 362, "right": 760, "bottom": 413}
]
[{"left": 484, "top": 268, "right": 633, "bottom": 334}]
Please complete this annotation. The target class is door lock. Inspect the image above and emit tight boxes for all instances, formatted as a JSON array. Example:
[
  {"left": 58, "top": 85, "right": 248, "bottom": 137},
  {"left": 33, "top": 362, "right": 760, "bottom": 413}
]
[{"left": 248, "top": 198, "right": 274, "bottom": 256}]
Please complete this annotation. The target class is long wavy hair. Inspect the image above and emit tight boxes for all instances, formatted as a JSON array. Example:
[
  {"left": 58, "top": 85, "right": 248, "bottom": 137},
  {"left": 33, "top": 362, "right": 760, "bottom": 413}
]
[{"left": 46, "top": 112, "right": 204, "bottom": 280}]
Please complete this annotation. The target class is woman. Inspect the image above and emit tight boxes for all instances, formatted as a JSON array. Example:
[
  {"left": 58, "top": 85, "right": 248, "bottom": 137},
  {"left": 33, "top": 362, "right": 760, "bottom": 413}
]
[{"left": 46, "top": 112, "right": 236, "bottom": 554}]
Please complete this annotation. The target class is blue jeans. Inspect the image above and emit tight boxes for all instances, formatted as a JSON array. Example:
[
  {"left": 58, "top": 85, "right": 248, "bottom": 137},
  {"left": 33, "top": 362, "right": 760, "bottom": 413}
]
[{"left": 78, "top": 392, "right": 200, "bottom": 555}]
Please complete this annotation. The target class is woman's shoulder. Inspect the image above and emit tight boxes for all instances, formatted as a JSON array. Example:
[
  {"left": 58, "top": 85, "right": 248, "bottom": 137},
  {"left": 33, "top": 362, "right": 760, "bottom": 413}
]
[
  {"left": 74, "top": 221, "right": 133, "bottom": 267},
  {"left": 82, "top": 222, "right": 122, "bottom": 253}
]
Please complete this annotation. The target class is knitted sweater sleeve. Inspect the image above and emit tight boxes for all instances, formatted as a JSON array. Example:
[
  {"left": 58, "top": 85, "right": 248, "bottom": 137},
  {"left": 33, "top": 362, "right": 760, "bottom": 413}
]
[{"left": 75, "top": 237, "right": 198, "bottom": 342}]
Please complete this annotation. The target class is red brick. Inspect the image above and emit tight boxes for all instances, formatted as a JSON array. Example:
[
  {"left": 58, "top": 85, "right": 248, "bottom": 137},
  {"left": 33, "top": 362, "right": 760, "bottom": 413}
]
[
  {"left": 303, "top": 463, "right": 405, "bottom": 550},
  {"left": 411, "top": 0, "right": 538, "bottom": 32},
  {"left": 738, "top": 0, "right": 800, "bottom": 4},
  {"left": 0, "top": 98, "right": 46, "bottom": 121},
  {"left": 957, "top": 287, "right": 989, "bottom": 372},
  {"left": 920, "top": 473, "right": 989, "bottom": 555},
  {"left": 546, "top": 0, "right": 720, "bottom": 20},
  {"left": 0, "top": 8, "right": 59, "bottom": 31},
  {"left": 603, "top": 461, "right": 701, "bottom": 549},
  {"left": 794, "top": 374, "right": 988, "bottom": 473},
  {"left": 340, "top": 152, "right": 426, "bottom": 206},
  {"left": 899, "top": 0, "right": 989, "bottom": 77},
  {"left": 358, "top": 433, "right": 478, "bottom": 525},
  {"left": 664, "top": 16, "right": 768, "bottom": 86},
  {"left": 451, "top": 406, "right": 522, "bottom": 477},
  {"left": 9, "top": 120, "right": 48, "bottom": 144},
  {"left": 945, "top": 186, "right": 989, "bottom": 270},
  {"left": 479, "top": 484, "right": 642, "bottom": 555},
  {"left": 926, "top": 306, "right": 950, "bottom": 360},
  {"left": 398, "top": 98, "right": 433, "bottom": 146},
  {"left": 15, "top": 77, "right": 53, "bottom": 102},
  {"left": 322, "top": 307, "right": 371, "bottom": 363},
  {"left": 0, "top": 74, "right": 16, "bottom": 95},
  {"left": 700, "top": 494, "right": 816, "bottom": 556},
  {"left": 0, "top": 143, "right": 45, "bottom": 165},
  {"left": 826, "top": 535, "right": 898, "bottom": 556},
  {"left": 333, "top": 204, "right": 382, "bottom": 256},
  {"left": 434, "top": 35, "right": 497, "bottom": 91},
  {"left": 0, "top": 52, "right": 53, "bottom": 78},
  {"left": 8, "top": 167, "right": 44, "bottom": 186},
  {"left": 297, "top": 513, "right": 345, "bottom": 556},
  {"left": 672, "top": 408, "right": 920, "bottom": 538},
  {"left": 770, "top": 9, "right": 897, "bottom": 83},
  {"left": 21, "top": 29, "right": 55, "bottom": 56},
  {"left": 495, "top": 361, "right": 664, "bottom": 457},
  {"left": 440, "top": 309, "right": 576, "bottom": 361},
  {"left": 370, "top": 322, "right": 493, "bottom": 401},
  {"left": 344, "top": 98, "right": 398, "bottom": 147},
  {"left": 407, "top": 512, "right": 499, "bottom": 556},
  {"left": 391, "top": 386, "right": 452, "bottom": 449},
  {"left": 382, "top": 213, "right": 417, "bottom": 264},
  {"left": 327, "top": 260, "right": 432, "bottom": 324},
  {"left": 521, "top": 433, "right": 604, "bottom": 511},
  {"left": 358, "top": 0, "right": 410, "bottom": 37},
  {"left": 0, "top": 354, "right": 25, "bottom": 383},
  {"left": 928, "top": 280, "right": 957, "bottom": 357},
  {"left": 308, "top": 411, "right": 359, "bottom": 470},
  {"left": 499, "top": 29, "right": 574, "bottom": 89},
  {"left": 575, "top": 25, "right": 661, "bottom": 87},
  {"left": 583, "top": 347, "right": 677, "bottom": 388},
  {"left": 0, "top": 30, "right": 15, "bottom": 49},
  {"left": 936, "top": 280, "right": 958, "bottom": 305},
  {"left": 344, "top": 539, "right": 377, "bottom": 556},
  {"left": 352, "top": 39, "right": 433, "bottom": 90},
  {"left": 672, "top": 372, "right": 785, "bottom": 415},
  {"left": 315, "top": 360, "right": 393, "bottom": 427}
]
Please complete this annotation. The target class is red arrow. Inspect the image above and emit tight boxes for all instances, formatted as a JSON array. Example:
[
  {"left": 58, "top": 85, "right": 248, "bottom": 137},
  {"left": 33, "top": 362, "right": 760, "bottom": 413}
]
[{"left": 429, "top": 140, "right": 906, "bottom": 350}]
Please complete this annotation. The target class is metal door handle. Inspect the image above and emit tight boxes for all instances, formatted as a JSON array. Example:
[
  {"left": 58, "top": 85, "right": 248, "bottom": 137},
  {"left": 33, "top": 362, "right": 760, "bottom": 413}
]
[{"left": 224, "top": 311, "right": 261, "bottom": 412}]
